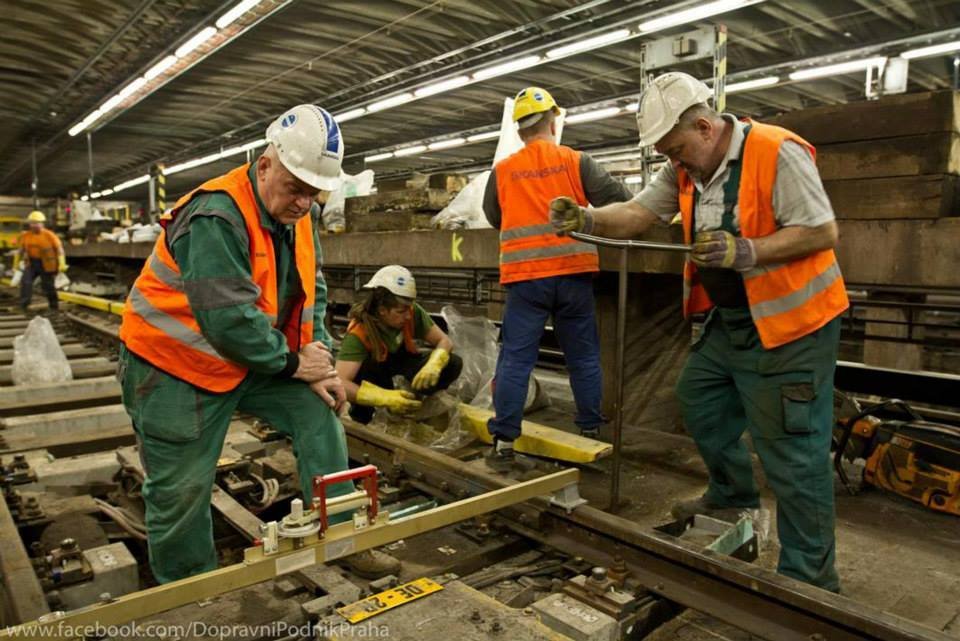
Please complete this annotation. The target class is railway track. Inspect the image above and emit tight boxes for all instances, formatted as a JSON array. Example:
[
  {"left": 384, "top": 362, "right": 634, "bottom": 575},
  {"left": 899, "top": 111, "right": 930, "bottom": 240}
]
[{"left": 0, "top": 294, "right": 953, "bottom": 641}]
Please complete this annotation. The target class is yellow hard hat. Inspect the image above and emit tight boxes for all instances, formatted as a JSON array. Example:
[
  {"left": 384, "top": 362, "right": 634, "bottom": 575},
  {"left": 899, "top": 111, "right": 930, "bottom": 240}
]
[
  {"left": 512, "top": 87, "right": 559, "bottom": 129},
  {"left": 26, "top": 210, "right": 46, "bottom": 223}
]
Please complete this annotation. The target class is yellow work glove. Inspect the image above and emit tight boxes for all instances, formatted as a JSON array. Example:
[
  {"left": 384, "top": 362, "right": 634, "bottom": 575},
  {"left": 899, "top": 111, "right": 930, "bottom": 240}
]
[
  {"left": 691, "top": 231, "right": 757, "bottom": 272},
  {"left": 549, "top": 197, "right": 593, "bottom": 235},
  {"left": 57, "top": 254, "right": 68, "bottom": 273},
  {"left": 411, "top": 348, "right": 450, "bottom": 391},
  {"left": 356, "top": 381, "right": 422, "bottom": 414}
]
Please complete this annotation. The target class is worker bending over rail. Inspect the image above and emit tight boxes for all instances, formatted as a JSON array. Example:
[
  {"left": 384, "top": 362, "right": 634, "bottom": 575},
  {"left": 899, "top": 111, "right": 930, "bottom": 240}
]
[{"left": 552, "top": 72, "right": 848, "bottom": 592}]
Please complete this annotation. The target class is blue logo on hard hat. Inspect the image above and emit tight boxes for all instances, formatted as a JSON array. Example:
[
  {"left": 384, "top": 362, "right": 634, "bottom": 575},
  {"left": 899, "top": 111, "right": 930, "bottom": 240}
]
[
  {"left": 281, "top": 114, "right": 297, "bottom": 128},
  {"left": 397, "top": 277, "right": 406, "bottom": 286},
  {"left": 319, "top": 108, "right": 340, "bottom": 155},
  {"left": 533, "top": 91, "right": 544, "bottom": 101}
]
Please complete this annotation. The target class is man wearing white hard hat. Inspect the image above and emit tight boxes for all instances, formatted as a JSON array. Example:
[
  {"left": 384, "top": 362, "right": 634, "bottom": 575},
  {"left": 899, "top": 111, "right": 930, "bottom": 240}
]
[
  {"left": 551, "top": 72, "right": 848, "bottom": 592},
  {"left": 118, "top": 105, "right": 395, "bottom": 581},
  {"left": 335, "top": 265, "right": 462, "bottom": 424}
]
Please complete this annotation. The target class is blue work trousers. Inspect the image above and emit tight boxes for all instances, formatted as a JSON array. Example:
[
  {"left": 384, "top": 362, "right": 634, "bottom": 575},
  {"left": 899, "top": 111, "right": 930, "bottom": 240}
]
[{"left": 488, "top": 273, "right": 603, "bottom": 441}]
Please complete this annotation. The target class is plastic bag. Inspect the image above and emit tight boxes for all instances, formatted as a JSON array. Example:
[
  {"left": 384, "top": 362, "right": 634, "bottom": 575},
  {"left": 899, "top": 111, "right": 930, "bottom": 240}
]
[
  {"left": 9, "top": 269, "right": 22, "bottom": 287},
  {"left": 431, "top": 171, "right": 492, "bottom": 230},
  {"left": 54, "top": 272, "right": 70, "bottom": 290},
  {"left": 11, "top": 317, "right": 73, "bottom": 385},
  {"left": 440, "top": 305, "right": 548, "bottom": 412},
  {"left": 323, "top": 169, "right": 375, "bottom": 232}
]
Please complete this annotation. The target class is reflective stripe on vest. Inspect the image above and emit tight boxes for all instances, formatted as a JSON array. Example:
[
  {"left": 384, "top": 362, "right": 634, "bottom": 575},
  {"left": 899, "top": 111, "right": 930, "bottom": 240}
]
[
  {"left": 119, "top": 163, "right": 317, "bottom": 392},
  {"left": 678, "top": 120, "right": 849, "bottom": 349},
  {"left": 495, "top": 140, "right": 597, "bottom": 284}
]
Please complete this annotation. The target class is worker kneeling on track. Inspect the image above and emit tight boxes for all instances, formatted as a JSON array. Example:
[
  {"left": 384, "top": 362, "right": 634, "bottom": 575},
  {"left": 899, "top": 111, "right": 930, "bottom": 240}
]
[
  {"left": 118, "top": 104, "right": 396, "bottom": 583},
  {"left": 551, "top": 72, "right": 848, "bottom": 592},
  {"left": 335, "top": 265, "right": 463, "bottom": 424}
]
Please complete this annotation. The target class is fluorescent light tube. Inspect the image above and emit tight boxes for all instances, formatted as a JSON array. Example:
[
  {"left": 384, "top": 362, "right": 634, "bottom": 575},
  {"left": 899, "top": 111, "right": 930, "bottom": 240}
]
[
  {"left": 467, "top": 131, "right": 500, "bottom": 142},
  {"left": 175, "top": 27, "right": 217, "bottom": 59},
  {"left": 725, "top": 75, "right": 779, "bottom": 93},
  {"left": 472, "top": 55, "right": 541, "bottom": 80},
  {"left": 415, "top": 76, "right": 471, "bottom": 97},
  {"left": 565, "top": 106, "right": 622, "bottom": 124},
  {"left": 145, "top": 55, "right": 178, "bottom": 80},
  {"left": 546, "top": 29, "right": 631, "bottom": 59},
  {"left": 428, "top": 138, "right": 466, "bottom": 151},
  {"left": 393, "top": 145, "right": 428, "bottom": 157},
  {"left": 335, "top": 108, "right": 366, "bottom": 122},
  {"left": 365, "top": 152, "right": 394, "bottom": 163},
  {"left": 118, "top": 77, "right": 148, "bottom": 99},
  {"left": 788, "top": 56, "right": 886, "bottom": 81},
  {"left": 216, "top": 0, "right": 262, "bottom": 29},
  {"left": 367, "top": 93, "right": 414, "bottom": 112},
  {"left": 112, "top": 174, "right": 150, "bottom": 193},
  {"left": 901, "top": 40, "right": 960, "bottom": 60},
  {"left": 638, "top": 0, "right": 757, "bottom": 34}
]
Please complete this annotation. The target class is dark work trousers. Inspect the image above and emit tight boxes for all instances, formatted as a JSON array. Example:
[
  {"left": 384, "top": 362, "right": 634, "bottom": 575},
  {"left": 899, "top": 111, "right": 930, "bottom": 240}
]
[
  {"left": 20, "top": 259, "right": 58, "bottom": 310},
  {"left": 348, "top": 349, "right": 464, "bottom": 424}
]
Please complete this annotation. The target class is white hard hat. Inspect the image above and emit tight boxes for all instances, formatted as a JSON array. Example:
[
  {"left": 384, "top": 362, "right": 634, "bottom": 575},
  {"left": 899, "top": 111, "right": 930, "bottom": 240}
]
[
  {"left": 266, "top": 104, "right": 344, "bottom": 191},
  {"left": 363, "top": 265, "right": 417, "bottom": 300},
  {"left": 636, "top": 72, "right": 712, "bottom": 147}
]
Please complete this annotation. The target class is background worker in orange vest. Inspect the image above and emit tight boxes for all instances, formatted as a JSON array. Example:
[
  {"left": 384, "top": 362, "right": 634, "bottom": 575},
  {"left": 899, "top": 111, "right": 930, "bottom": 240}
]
[
  {"left": 335, "top": 265, "right": 462, "bottom": 424},
  {"left": 16, "top": 210, "right": 65, "bottom": 312},
  {"left": 552, "top": 72, "right": 848, "bottom": 592},
  {"left": 482, "top": 86, "right": 632, "bottom": 470},
  {"left": 118, "top": 105, "right": 397, "bottom": 582}
]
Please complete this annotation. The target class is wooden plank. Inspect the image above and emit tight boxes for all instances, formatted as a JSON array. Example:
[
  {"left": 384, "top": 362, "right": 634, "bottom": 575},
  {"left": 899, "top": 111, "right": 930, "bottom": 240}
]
[
  {"left": 837, "top": 218, "right": 960, "bottom": 287},
  {"left": 0, "top": 343, "right": 99, "bottom": 365},
  {"left": 767, "top": 90, "right": 960, "bottom": 144},
  {"left": 346, "top": 210, "right": 437, "bottom": 233},
  {"left": 0, "top": 356, "right": 116, "bottom": 385},
  {"left": 345, "top": 188, "right": 453, "bottom": 216},
  {"left": 0, "top": 493, "right": 49, "bottom": 624},
  {"left": 824, "top": 175, "right": 960, "bottom": 219},
  {"left": 816, "top": 133, "right": 960, "bottom": 181}
]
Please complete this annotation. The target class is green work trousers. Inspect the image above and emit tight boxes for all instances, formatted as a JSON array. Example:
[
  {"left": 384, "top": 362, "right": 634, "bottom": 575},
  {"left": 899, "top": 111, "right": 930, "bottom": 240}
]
[
  {"left": 676, "top": 307, "right": 841, "bottom": 592},
  {"left": 118, "top": 346, "right": 352, "bottom": 584}
]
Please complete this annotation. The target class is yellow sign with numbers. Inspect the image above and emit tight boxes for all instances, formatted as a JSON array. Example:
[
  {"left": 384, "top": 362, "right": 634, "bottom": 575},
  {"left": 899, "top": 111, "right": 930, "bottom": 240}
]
[{"left": 336, "top": 577, "right": 444, "bottom": 624}]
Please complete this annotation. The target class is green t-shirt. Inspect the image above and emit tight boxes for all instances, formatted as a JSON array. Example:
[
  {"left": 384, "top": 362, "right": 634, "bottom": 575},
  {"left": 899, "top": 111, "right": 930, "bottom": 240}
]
[{"left": 338, "top": 302, "right": 434, "bottom": 362}]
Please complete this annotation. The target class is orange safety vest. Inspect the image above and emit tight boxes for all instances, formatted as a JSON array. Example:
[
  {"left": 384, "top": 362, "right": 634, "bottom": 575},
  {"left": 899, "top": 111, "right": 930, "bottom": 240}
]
[
  {"left": 19, "top": 229, "right": 61, "bottom": 272},
  {"left": 346, "top": 315, "right": 418, "bottom": 363},
  {"left": 678, "top": 120, "right": 849, "bottom": 349},
  {"left": 495, "top": 139, "right": 598, "bottom": 284},
  {"left": 119, "top": 164, "right": 316, "bottom": 393}
]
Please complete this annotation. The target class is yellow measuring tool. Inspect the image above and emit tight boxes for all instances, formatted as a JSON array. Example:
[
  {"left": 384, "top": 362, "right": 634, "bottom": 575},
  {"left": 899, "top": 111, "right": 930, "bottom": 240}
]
[{"left": 336, "top": 577, "right": 443, "bottom": 624}]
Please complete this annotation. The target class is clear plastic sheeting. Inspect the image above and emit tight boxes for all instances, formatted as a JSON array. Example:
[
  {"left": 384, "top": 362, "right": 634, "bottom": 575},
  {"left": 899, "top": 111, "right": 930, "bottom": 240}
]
[
  {"left": 367, "top": 390, "right": 472, "bottom": 453},
  {"left": 430, "top": 171, "right": 492, "bottom": 230},
  {"left": 322, "top": 169, "right": 375, "bottom": 233},
  {"left": 440, "top": 305, "right": 548, "bottom": 413},
  {"left": 11, "top": 316, "right": 73, "bottom": 385}
]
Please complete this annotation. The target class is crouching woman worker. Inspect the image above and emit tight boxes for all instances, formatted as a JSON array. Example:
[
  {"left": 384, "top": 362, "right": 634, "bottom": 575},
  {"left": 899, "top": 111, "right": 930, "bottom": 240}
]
[{"left": 336, "top": 265, "right": 463, "bottom": 423}]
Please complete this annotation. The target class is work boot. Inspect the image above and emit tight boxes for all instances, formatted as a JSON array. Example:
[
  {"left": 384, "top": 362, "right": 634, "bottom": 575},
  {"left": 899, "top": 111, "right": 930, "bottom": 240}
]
[
  {"left": 670, "top": 495, "right": 755, "bottom": 524},
  {"left": 579, "top": 426, "right": 600, "bottom": 440},
  {"left": 485, "top": 439, "right": 535, "bottom": 474},
  {"left": 343, "top": 549, "right": 401, "bottom": 580}
]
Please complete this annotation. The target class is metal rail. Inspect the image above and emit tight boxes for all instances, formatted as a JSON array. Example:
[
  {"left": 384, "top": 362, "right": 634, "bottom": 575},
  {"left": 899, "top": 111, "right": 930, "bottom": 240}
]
[{"left": 345, "top": 422, "right": 954, "bottom": 641}]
